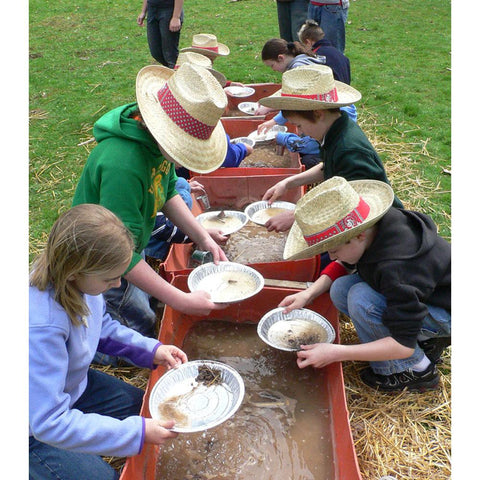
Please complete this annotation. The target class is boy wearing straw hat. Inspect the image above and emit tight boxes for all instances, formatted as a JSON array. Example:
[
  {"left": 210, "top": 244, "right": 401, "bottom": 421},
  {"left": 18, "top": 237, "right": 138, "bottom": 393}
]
[
  {"left": 258, "top": 64, "right": 403, "bottom": 234},
  {"left": 281, "top": 176, "right": 450, "bottom": 392},
  {"left": 73, "top": 63, "right": 230, "bottom": 364}
]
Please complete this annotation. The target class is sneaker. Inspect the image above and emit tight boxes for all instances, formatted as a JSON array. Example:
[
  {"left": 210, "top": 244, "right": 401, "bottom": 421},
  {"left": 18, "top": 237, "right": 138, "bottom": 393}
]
[
  {"left": 418, "top": 336, "right": 451, "bottom": 364},
  {"left": 360, "top": 362, "right": 439, "bottom": 392}
]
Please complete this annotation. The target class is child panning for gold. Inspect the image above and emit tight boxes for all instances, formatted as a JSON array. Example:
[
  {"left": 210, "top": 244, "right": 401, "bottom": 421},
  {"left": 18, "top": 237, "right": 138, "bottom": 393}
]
[
  {"left": 278, "top": 176, "right": 450, "bottom": 392},
  {"left": 29, "top": 204, "right": 188, "bottom": 479}
]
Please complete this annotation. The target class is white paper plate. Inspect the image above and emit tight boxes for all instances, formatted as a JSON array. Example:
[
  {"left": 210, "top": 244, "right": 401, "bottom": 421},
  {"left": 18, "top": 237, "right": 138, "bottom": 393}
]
[
  {"left": 188, "top": 261, "right": 264, "bottom": 303},
  {"left": 244, "top": 200, "right": 296, "bottom": 225},
  {"left": 257, "top": 307, "right": 336, "bottom": 352},
  {"left": 149, "top": 360, "right": 245, "bottom": 432},
  {"left": 196, "top": 210, "right": 248, "bottom": 235},
  {"left": 238, "top": 101, "right": 259, "bottom": 115},
  {"left": 224, "top": 86, "right": 255, "bottom": 98}
]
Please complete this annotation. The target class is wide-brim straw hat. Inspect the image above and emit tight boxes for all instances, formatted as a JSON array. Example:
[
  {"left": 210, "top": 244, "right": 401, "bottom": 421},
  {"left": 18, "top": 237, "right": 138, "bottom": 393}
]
[
  {"left": 283, "top": 176, "right": 394, "bottom": 261},
  {"left": 136, "top": 62, "right": 228, "bottom": 173},
  {"left": 175, "top": 51, "right": 227, "bottom": 87},
  {"left": 181, "top": 33, "right": 230, "bottom": 58},
  {"left": 259, "top": 64, "right": 362, "bottom": 110}
]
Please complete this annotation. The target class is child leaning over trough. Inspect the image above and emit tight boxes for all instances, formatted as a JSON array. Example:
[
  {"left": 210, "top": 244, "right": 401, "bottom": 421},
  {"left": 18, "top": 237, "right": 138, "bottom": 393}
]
[
  {"left": 279, "top": 176, "right": 451, "bottom": 392},
  {"left": 258, "top": 64, "right": 403, "bottom": 235},
  {"left": 29, "top": 204, "right": 188, "bottom": 480}
]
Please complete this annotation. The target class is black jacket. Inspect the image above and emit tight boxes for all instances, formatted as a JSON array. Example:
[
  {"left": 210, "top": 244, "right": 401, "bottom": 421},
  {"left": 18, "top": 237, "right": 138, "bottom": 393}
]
[
  {"left": 312, "top": 38, "right": 351, "bottom": 84},
  {"left": 357, "top": 207, "right": 451, "bottom": 349}
]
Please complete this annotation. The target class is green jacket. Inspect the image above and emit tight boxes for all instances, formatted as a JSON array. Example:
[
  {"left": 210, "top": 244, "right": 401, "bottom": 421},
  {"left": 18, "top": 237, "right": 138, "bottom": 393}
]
[
  {"left": 322, "top": 111, "right": 403, "bottom": 209},
  {"left": 72, "top": 103, "right": 179, "bottom": 272}
]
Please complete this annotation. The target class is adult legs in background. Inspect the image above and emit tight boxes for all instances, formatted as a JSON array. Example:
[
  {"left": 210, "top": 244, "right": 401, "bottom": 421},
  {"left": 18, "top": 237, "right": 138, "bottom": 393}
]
[
  {"left": 308, "top": 3, "right": 348, "bottom": 53},
  {"left": 29, "top": 370, "right": 144, "bottom": 480},
  {"left": 277, "top": 0, "right": 309, "bottom": 42},
  {"left": 146, "top": 6, "right": 183, "bottom": 68}
]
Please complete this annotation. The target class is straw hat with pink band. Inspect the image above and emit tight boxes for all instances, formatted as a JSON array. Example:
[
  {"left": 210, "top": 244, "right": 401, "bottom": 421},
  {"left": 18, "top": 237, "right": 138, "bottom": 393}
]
[
  {"left": 180, "top": 33, "right": 230, "bottom": 58},
  {"left": 283, "top": 176, "right": 394, "bottom": 261},
  {"left": 175, "top": 51, "right": 227, "bottom": 87},
  {"left": 136, "top": 62, "right": 228, "bottom": 173},
  {"left": 259, "top": 64, "right": 362, "bottom": 110}
]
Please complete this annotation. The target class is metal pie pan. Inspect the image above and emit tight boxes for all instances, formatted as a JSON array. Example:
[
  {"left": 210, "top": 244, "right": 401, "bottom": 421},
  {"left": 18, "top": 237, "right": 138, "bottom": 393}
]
[
  {"left": 238, "top": 101, "right": 259, "bottom": 115},
  {"left": 231, "top": 136, "right": 256, "bottom": 148},
  {"left": 257, "top": 307, "right": 336, "bottom": 352},
  {"left": 247, "top": 125, "right": 288, "bottom": 144},
  {"left": 244, "top": 200, "right": 296, "bottom": 225},
  {"left": 224, "top": 86, "right": 255, "bottom": 98},
  {"left": 149, "top": 360, "right": 245, "bottom": 433},
  {"left": 188, "top": 261, "right": 264, "bottom": 304},
  {"left": 195, "top": 210, "right": 248, "bottom": 235}
]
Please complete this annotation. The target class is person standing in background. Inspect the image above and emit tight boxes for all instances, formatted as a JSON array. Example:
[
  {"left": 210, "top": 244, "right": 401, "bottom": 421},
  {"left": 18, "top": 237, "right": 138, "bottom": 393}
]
[
  {"left": 307, "top": 0, "right": 349, "bottom": 53},
  {"left": 137, "top": 0, "right": 184, "bottom": 68},
  {"left": 276, "top": 0, "right": 309, "bottom": 42}
]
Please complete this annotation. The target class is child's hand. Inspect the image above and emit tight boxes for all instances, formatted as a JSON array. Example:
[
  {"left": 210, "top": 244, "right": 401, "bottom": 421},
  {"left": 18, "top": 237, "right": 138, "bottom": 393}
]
[
  {"left": 255, "top": 106, "right": 273, "bottom": 117},
  {"left": 257, "top": 119, "right": 276, "bottom": 134},
  {"left": 144, "top": 419, "right": 178, "bottom": 445},
  {"left": 279, "top": 291, "right": 310, "bottom": 313},
  {"left": 244, "top": 144, "right": 254, "bottom": 156},
  {"left": 206, "top": 228, "right": 229, "bottom": 245},
  {"left": 262, "top": 181, "right": 286, "bottom": 204},
  {"left": 196, "top": 236, "right": 228, "bottom": 263},
  {"left": 264, "top": 210, "right": 295, "bottom": 232},
  {"left": 296, "top": 343, "right": 339, "bottom": 369},
  {"left": 154, "top": 345, "right": 188, "bottom": 369},
  {"left": 189, "top": 180, "right": 205, "bottom": 195}
]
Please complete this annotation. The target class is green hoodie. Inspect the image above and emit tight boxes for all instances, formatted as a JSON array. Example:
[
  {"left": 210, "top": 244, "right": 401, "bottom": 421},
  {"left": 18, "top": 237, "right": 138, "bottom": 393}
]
[{"left": 72, "top": 103, "right": 179, "bottom": 272}]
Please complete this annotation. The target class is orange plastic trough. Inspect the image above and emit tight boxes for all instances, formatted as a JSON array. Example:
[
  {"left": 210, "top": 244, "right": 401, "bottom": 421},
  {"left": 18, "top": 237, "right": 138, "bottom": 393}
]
[
  {"left": 163, "top": 173, "right": 319, "bottom": 282},
  {"left": 119, "top": 275, "right": 362, "bottom": 480},
  {"left": 223, "top": 82, "right": 281, "bottom": 116},
  {"left": 192, "top": 117, "right": 304, "bottom": 177}
]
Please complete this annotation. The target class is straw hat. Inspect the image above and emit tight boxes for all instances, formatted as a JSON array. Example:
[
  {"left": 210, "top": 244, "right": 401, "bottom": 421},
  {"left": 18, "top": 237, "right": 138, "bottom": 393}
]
[
  {"left": 136, "top": 62, "right": 228, "bottom": 173},
  {"left": 181, "top": 33, "right": 230, "bottom": 58},
  {"left": 259, "top": 64, "right": 362, "bottom": 110},
  {"left": 283, "top": 177, "right": 394, "bottom": 261},
  {"left": 175, "top": 51, "right": 227, "bottom": 87}
]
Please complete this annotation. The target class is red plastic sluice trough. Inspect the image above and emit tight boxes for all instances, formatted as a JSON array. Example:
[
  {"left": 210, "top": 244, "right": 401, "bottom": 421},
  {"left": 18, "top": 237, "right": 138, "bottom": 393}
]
[
  {"left": 192, "top": 117, "right": 304, "bottom": 177},
  {"left": 223, "top": 82, "right": 281, "bottom": 116},
  {"left": 163, "top": 173, "right": 319, "bottom": 282},
  {"left": 119, "top": 275, "right": 362, "bottom": 480}
]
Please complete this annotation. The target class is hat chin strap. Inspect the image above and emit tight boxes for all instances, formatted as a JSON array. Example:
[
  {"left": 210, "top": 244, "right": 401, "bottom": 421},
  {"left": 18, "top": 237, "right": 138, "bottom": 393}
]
[
  {"left": 157, "top": 83, "right": 215, "bottom": 140},
  {"left": 303, "top": 197, "right": 370, "bottom": 246}
]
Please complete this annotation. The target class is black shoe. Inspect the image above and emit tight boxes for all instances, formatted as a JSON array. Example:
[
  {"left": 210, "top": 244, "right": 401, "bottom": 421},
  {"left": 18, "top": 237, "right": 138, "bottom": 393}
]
[
  {"left": 360, "top": 362, "right": 439, "bottom": 392},
  {"left": 418, "top": 336, "right": 451, "bottom": 364}
]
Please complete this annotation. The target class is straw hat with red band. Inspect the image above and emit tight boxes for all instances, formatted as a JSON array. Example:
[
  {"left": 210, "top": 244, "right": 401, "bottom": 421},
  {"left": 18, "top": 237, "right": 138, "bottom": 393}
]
[
  {"left": 136, "top": 62, "right": 228, "bottom": 174},
  {"left": 259, "top": 64, "right": 362, "bottom": 111},
  {"left": 180, "top": 33, "right": 230, "bottom": 58},
  {"left": 283, "top": 177, "right": 394, "bottom": 261},
  {"left": 175, "top": 51, "right": 227, "bottom": 87}
]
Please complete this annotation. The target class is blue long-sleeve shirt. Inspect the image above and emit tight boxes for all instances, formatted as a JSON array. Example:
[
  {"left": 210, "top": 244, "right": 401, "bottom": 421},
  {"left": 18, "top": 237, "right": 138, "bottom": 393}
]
[{"left": 29, "top": 285, "right": 161, "bottom": 457}]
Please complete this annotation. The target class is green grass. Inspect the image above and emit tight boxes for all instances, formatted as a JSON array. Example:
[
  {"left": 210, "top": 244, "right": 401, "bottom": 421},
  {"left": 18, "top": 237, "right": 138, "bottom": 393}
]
[{"left": 29, "top": 0, "right": 451, "bottom": 252}]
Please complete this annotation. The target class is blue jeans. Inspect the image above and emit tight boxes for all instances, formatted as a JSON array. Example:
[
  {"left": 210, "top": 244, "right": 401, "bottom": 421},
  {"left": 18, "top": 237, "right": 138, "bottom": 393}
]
[
  {"left": 146, "top": 5, "right": 183, "bottom": 68},
  {"left": 308, "top": 3, "right": 348, "bottom": 53},
  {"left": 277, "top": 0, "right": 309, "bottom": 42},
  {"left": 29, "top": 369, "right": 144, "bottom": 480},
  {"left": 330, "top": 274, "right": 451, "bottom": 375},
  {"left": 144, "top": 178, "right": 192, "bottom": 260}
]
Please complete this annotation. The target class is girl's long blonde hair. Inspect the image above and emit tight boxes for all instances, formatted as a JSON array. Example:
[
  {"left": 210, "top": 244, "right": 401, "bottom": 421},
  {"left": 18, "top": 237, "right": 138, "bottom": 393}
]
[{"left": 30, "top": 204, "right": 134, "bottom": 326}]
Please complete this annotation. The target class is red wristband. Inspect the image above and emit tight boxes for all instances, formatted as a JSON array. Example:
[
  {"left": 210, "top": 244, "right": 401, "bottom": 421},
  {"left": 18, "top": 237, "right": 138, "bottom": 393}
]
[{"left": 321, "top": 261, "right": 348, "bottom": 282}]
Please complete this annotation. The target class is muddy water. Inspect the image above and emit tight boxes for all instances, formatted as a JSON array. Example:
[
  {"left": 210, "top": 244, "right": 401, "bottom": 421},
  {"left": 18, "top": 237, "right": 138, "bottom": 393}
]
[
  {"left": 155, "top": 321, "right": 334, "bottom": 480},
  {"left": 222, "top": 223, "right": 287, "bottom": 263},
  {"left": 242, "top": 145, "right": 292, "bottom": 168}
]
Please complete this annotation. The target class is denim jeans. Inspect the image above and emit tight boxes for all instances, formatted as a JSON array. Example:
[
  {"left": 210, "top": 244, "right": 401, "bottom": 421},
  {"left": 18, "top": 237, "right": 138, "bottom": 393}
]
[
  {"left": 308, "top": 3, "right": 348, "bottom": 53},
  {"left": 330, "top": 273, "right": 451, "bottom": 375},
  {"left": 146, "top": 5, "right": 184, "bottom": 68},
  {"left": 29, "top": 369, "right": 144, "bottom": 480},
  {"left": 144, "top": 178, "right": 192, "bottom": 260},
  {"left": 276, "top": 0, "right": 309, "bottom": 42}
]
